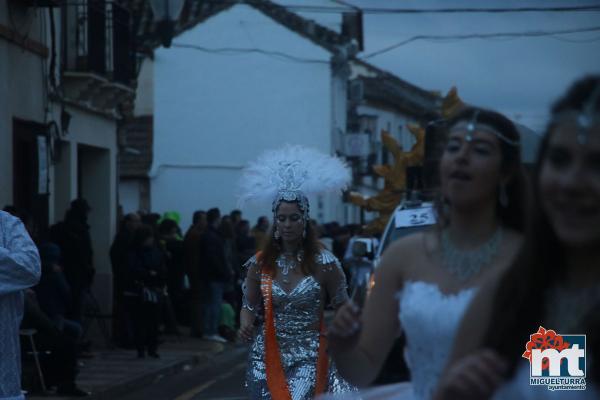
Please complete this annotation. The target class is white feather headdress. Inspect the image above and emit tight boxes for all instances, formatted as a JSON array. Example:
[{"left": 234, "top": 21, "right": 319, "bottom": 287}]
[{"left": 238, "top": 145, "right": 351, "bottom": 215}]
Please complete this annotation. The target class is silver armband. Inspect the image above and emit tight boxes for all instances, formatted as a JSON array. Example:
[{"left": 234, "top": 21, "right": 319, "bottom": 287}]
[{"left": 241, "top": 282, "right": 259, "bottom": 315}]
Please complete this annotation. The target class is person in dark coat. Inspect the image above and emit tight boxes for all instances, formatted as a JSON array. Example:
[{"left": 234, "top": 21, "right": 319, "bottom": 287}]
[
  {"left": 109, "top": 213, "right": 141, "bottom": 347},
  {"left": 21, "top": 290, "right": 89, "bottom": 396},
  {"left": 200, "top": 208, "right": 232, "bottom": 343},
  {"left": 229, "top": 210, "right": 242, "bottom": 233},
  {"left": 184, "top": 210, "right": 207, "bottom": 337},
  {"left": 34, "top": 242, "right": 83, "bottom": 344},
  {"left": 251, "top": 216, "right": 270, "bottom": 252},
  {"left": 159, "top": 218, "right": 186, "bottom": 327},
  {"left": 235, "top": 220, "right": 256, "bottom": 263},
  {"left": 124, "top": 225, "right": 166, "bottom": 358},
  {"left": 49, "top": 199, "right": 94, "bottom": 323}
]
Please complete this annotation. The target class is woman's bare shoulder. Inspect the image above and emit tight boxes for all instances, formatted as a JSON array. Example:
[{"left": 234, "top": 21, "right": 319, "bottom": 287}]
[
  {"left": 384, "top": 230, "right": 431, "bottom": 255},
  {"left": 377, "top": 231, "right": 432, "bottom": 282}
]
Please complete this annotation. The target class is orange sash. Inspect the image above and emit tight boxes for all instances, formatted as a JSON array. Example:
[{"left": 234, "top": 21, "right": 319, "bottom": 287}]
[{"left": 261, "top": 265, "right": 329, "bottom": 399}]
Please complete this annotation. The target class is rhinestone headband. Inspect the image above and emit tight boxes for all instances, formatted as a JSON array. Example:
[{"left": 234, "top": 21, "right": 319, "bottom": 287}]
[
  {"left": 271, "top": 191, "right": 310, "bottom": 220},
  {"left": 552, "top": 83, "right": 600, "bottom": 145},
  {"left": 449, "top": 110, "right": 520, "bottom": 147},
  {"left": 271, "top": 160, "right": 309, "bottom": 219}
]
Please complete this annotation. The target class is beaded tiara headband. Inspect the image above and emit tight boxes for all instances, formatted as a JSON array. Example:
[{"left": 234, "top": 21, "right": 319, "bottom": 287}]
[
  {"left": 552, "top": 82, "right": 600, "bottom": 145},
  {"left": 449, "top": 110, "right": 520, "bottom": 147}
]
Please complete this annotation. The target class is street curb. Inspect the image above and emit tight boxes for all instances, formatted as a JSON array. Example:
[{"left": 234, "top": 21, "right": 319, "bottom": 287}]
[{"left": 84, "top": 345, "right": 227, "bottom": 400}]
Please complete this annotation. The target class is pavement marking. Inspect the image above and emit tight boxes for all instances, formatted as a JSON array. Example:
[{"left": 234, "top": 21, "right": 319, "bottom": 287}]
[
  {"left": 174, "top": 362, "right": 246, "bottom": 400},
  {"left": 205, "top": 397, "right": 246, "bottom": 400}
]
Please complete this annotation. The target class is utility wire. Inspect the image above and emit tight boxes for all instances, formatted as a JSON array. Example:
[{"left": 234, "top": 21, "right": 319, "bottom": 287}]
[
  {"left": 44, "top": 1, "right": 600, "bottom": 14},
  {"left": 173, "top": 25, "right": 600, "bottom": 65},
  {"left": 172, "top": 25, "right": 600, "bottom": 65},
  {"left": 205, "top": 1, "right": 600, "bottom": 14},
  {"left": 171, "top": 43, "right": 329, "bottom": 64},
  {"left": 362, "top": 25, "right": 600, "bottom": 59},
  {"left": 291, "top": 5, "right": 600, "bottom": 14}
]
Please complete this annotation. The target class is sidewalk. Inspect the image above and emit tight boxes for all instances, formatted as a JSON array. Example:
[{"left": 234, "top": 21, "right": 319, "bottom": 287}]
[{"left": 26, "top": 331, "right": 230, "bottom": 400}]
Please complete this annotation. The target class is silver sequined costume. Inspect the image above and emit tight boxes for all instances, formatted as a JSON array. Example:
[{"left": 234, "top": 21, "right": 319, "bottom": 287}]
[{"left": 244, "top": 249, "right": 356, "bottom": 399}]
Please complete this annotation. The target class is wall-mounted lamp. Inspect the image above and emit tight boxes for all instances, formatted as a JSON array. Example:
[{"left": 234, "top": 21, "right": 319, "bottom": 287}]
[{"left": 148, "top": 0, "right": 186, "bottom": 48}]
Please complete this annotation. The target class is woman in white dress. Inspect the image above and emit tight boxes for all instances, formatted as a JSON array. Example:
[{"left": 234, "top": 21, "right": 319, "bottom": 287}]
[
  {"left": 434, "top": 76, "right": 600, "bottom": 400},
  {"left": 326, "top": 107, "right": 526, "bottom": 399}
]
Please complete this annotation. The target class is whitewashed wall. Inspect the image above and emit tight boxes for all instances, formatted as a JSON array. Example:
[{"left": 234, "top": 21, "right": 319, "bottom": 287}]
[
  {"left": 0, "top": 5, "right": 46, "bottom": 207},
  {"left": 134, "top": 59, "right": 153, "bottom": 117},
  {"left": 357, "top": 104, "right": 417, "bottom": 161},
  {"left": 152, "top": 4, "right": 347, "bottom": 229},
  {"left": 1, "top": 4, "right": 118, "bottom": 313},
  {"left": 119, "top": 180, "right": 141, "bottom": 214}
]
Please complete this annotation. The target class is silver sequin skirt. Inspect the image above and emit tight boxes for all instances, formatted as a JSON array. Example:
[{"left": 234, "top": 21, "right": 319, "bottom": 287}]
[{"left": 246, "top": 326, "right": 356, "bottom": 399}]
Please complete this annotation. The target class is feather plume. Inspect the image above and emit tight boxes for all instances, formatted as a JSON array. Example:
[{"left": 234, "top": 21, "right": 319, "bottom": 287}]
[{"left": 238, "top": 145, "right": 351, "bottom": 207}]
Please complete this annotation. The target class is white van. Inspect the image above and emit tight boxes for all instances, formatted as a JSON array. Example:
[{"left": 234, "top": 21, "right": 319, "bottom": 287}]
[
  {"left": 373, "top": 201, "right": 437, "bottom": 269},
  {"left": 348, "top": 200, "right": 437, "bottom": 302}
]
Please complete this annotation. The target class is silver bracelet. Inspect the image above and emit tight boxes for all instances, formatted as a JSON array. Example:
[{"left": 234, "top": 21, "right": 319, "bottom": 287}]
[{"left": 241, "top": 282, "right": 259, "bottom": 315}]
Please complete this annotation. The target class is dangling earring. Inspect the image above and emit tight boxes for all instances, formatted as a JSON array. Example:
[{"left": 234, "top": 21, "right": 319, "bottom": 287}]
[
  {"left": 499, "top": 182, "right": 509, "bottom": 208},
  {"left": 274, "top": 228, "right": 280, "bottom": 240}
]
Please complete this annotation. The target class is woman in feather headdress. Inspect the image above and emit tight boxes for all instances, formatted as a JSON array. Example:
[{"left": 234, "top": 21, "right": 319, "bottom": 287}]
[{"left": 237, "top": 145, "right": 357, "bottom": 399}]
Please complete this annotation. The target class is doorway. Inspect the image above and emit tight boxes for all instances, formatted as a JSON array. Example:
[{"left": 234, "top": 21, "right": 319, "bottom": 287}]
[{"left": 12, "top": 118, "right": 50, "bottom": 236}]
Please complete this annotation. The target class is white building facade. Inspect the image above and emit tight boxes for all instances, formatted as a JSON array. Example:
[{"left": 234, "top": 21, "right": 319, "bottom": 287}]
[
  {"left": 1, "top": 0, "right": 135, "bottom": 311},
  {"left": 132, "top": 1, "right": 358, "bottom": 229},
  {"left": 344, "top": 60, "right": 440, "bottom": 223}
]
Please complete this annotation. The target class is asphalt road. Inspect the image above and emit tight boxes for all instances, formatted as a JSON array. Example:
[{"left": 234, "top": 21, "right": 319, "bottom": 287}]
[{"left": 118, "top": 345, "right": 249, "bottom": 400}]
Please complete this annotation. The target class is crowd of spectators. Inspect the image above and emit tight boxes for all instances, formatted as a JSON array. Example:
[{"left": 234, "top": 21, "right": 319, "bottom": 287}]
[
  {"left": 108, "top": 207, "right": 370, "bottom": 347},
  {"left": 4, "top": 201, "right": 92, "bottom": 397},
  {"left": 3, "top": 200, "right": 372, "bottom": 396}
]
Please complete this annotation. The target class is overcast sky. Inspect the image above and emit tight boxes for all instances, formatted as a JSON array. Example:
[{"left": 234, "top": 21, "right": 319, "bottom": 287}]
[{"left": 286, "top": 0, "right": 600, "bottom": 132}]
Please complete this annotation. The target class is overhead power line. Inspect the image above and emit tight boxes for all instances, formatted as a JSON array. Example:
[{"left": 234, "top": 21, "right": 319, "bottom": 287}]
[
  {"left": 171, "top": 43, "right": 329, "bottom": 64},
  {"left": 362, "top": 25, "right": 600, "bottom": 59},
  {"left": 284, "top": 5, "right": 600, "bottom": 14},
  {"left": 169, "top": 24, "right": 600, "bottom": 65},
  {"left": 211, "top": 1, "right": 600, "bottom": 14},
  {"left": 41, "top": 1, "right": 600, "bottom": 15}
]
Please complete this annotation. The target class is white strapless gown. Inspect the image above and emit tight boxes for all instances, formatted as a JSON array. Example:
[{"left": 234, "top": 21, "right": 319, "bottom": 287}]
[
  {"left": 320, "top": 281, "right": 477, "bottom": 400},
  {"left": 322, "top": 281, "right": 600, "bottom": 400}
]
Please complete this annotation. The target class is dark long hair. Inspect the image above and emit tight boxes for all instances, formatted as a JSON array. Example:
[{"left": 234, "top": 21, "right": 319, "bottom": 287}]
[
  {"left": 259, "top": 201, "right": 322, "bottom": 277},
  {"left": 485, "top": 76, "right": 600, "bottom": 383},
  {"left": 435, "top": 107, "right": 527, "bottom": 232}
]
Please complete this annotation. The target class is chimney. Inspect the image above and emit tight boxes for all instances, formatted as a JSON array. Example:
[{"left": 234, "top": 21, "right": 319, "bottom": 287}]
[{"left": 342, "top": 10, "right": 363, "bottom": 51}]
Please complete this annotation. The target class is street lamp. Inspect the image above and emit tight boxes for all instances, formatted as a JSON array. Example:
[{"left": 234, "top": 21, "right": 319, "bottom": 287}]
[{"left": 149, "top": 0, "right": 186, "bottom": 48}]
